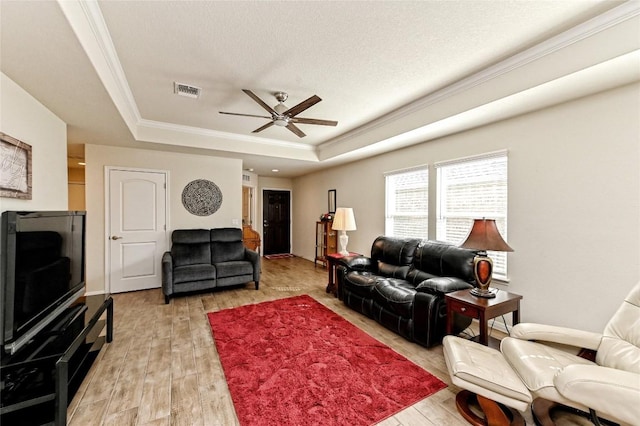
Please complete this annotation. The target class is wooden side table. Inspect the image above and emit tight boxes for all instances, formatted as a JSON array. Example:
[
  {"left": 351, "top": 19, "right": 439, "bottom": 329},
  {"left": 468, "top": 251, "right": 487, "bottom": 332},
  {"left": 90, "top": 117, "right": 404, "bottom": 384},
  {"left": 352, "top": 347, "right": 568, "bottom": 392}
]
[
  {"left": 325, "top": 252, "right": 359, "bottom": 297},
  {"left": 445, "top": 288, "right": 522, "bottom": 348}
]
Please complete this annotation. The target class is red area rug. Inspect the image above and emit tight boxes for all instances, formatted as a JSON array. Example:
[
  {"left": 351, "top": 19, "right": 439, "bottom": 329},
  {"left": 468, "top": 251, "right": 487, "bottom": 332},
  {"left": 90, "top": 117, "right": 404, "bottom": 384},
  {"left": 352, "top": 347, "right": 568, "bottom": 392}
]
[{"left": 207, "top": 295, "right": 446, "bottom": 426}]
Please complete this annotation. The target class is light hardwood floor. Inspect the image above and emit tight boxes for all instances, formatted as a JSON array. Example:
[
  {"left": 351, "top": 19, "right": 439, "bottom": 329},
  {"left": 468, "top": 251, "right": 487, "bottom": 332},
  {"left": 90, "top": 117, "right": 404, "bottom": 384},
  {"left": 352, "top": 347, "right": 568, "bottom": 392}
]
[{"left": 67, "top": 256, "right": 591, "bottom": 425}]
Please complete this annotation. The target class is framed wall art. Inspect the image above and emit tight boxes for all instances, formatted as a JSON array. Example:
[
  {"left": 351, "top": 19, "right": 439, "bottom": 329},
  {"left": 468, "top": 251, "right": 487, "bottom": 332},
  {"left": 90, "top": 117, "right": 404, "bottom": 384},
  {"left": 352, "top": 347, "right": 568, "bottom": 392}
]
[
  {"left": 0, "top": 132, "right": 32, "bottom": 200},
  {"left": 328, "top": 189, "right": 336, "bottom": 214}
]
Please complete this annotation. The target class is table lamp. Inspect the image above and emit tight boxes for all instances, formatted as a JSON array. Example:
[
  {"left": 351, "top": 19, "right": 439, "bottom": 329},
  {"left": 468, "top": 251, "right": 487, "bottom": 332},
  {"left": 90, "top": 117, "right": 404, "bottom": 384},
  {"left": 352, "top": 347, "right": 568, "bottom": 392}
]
[
  {"left": 460, "top": 218, "right": 513, "bottom": 298},
  {"left": 332, "top": 207, "right": 357, "bottom": 256}
]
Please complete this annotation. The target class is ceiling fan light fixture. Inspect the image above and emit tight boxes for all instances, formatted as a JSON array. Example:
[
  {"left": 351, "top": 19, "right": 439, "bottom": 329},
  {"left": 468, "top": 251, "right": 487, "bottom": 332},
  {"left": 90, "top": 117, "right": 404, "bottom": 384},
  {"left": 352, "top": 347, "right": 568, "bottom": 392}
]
[
  {"left": 274, "top": 117, "right": 289, "bottom": 127},
  {"left": 274, "top": 103, "right": 288, "bottom": 114}
]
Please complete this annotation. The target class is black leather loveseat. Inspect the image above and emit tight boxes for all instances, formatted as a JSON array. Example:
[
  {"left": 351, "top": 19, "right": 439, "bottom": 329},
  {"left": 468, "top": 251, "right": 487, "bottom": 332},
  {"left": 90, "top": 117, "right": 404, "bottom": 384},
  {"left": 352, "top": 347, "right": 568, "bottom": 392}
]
[
  {"left": 161, "top": 228, "right": 260, "bottom": 303},
  {"left": 336, "top": 236, "right": 479, "bottom": 347}
]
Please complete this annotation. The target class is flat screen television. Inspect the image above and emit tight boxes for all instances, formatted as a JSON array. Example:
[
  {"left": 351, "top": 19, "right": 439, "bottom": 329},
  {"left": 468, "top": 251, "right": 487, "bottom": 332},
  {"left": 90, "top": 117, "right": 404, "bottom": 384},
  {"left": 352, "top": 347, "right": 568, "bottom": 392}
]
[{"left": 1, "top": 211, "right": 86, "bottom": 355}]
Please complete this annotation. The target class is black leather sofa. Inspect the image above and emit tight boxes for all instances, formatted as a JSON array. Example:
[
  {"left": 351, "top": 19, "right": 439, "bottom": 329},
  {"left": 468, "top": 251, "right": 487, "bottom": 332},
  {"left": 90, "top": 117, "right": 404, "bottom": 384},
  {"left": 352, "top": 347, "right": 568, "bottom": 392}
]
[
  {"left": 161, "top": 228, "right": 260, "bottom": 303},
  {"left": 336, "top": 236, "right": 479, "bottom": 347}
]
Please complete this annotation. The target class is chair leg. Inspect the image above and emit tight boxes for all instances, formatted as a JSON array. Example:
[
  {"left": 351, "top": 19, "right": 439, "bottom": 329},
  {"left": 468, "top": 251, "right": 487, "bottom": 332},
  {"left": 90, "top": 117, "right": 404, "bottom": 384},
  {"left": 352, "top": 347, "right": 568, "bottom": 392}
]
[
  {"left": 531, "top": 398, "right": 558, "bottom": 426},
  {"left": 589, "top": 409, "right": 602, "bottom": 426},
  {"left": 255, "top": 281, "right": 259, "bottom": 290},
  {"left": 455, "top": 390, "right": 524, "bottom": 426},
  {"left": 164, "top": 295, "right": 170, "bottom": 304}
]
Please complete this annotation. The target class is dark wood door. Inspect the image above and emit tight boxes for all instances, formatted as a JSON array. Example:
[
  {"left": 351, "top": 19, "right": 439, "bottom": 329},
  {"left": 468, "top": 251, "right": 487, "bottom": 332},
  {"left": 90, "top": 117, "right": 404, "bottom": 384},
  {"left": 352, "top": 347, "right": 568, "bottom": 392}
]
[{"left": 263, "top": 190, "right": 291, "bottom": 255}]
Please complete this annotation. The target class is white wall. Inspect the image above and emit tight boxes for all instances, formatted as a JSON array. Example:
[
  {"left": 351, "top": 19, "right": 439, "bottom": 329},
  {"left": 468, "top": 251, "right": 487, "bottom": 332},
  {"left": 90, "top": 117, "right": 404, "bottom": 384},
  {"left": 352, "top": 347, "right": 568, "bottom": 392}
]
[
  {"left": 292, "top": 82, "right": 640, "bottom": 333},
  {"left": 84, "top": 144, "right": 242, "bottom": 294},
  {"left": 0, "top": 73, "right": 68, "bottom": 211}
]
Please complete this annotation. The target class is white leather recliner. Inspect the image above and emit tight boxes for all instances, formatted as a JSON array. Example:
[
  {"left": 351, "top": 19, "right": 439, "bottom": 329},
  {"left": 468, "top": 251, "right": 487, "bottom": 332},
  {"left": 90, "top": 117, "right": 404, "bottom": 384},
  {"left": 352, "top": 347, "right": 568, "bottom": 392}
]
[{"left": 501, "top": 281, "right": 640, "bottom": 425}]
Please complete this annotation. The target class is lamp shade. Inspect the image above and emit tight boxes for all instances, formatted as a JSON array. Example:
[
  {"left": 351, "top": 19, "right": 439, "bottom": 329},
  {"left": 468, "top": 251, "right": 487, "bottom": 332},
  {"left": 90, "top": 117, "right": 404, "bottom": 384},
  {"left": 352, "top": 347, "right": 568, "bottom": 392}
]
[
  {"left": 460, "top": 219, "right": 513, "bottom": 252},
  {"left": 332, "top": 207, "right": 357, "bottom": 231}
]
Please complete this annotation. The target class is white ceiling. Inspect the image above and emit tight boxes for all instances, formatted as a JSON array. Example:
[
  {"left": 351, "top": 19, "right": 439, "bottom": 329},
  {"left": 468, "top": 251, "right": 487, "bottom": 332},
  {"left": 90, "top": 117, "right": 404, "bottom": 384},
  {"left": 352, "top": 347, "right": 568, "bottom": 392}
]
[{"left": 0, "top": 0, "right": 635, "bottom": 177}]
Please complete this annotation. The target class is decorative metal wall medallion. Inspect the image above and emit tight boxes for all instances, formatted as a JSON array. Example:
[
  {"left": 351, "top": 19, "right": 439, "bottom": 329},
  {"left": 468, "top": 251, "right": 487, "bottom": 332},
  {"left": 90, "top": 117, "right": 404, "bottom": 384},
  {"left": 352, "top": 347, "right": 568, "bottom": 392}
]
[{"left": 181, "top": 179, "right": 223, "bottom": 216}]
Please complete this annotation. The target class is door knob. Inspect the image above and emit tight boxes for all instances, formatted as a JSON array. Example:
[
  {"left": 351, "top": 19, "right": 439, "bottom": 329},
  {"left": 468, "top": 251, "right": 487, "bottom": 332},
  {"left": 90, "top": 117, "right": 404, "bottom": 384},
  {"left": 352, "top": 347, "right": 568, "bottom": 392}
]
[{"left": 111, "top": 236, "right": 123, "bottom": 240}]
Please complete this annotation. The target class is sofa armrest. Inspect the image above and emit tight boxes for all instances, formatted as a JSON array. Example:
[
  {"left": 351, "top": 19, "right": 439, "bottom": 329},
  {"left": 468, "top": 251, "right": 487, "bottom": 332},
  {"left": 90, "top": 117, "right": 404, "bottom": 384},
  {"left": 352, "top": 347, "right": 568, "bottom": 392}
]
[
  {"left": 161, "top": 251, "right": 173, "bottom": 294},
  {"left": 415, "top": 277, "right": 473, "bottom": 295},
  {"left": 339, "top": 255, "right": 373, "bottom": 272},
  {"left": 510, "top": 323, "right": 603, "bottom": 350},
  {"left": 555, "top": 364, "right": 640, "bottom": 425},
  {"left": 244, "top": 248, "right": 261, "bottom": 282}
]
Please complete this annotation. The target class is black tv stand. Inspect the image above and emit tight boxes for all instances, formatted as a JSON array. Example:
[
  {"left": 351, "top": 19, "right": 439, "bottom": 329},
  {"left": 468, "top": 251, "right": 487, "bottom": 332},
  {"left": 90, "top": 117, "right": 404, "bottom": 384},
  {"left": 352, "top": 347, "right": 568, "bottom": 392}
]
[{"left": 1, "top": 294, "right": 113, "bottom": 425}]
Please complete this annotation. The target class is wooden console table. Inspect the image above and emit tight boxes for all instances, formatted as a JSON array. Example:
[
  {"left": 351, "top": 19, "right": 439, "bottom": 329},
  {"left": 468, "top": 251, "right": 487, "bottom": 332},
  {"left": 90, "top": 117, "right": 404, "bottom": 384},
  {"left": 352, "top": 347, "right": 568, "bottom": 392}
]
[{"left": 445, "top": 288, "right": 522, "bottom": 348}]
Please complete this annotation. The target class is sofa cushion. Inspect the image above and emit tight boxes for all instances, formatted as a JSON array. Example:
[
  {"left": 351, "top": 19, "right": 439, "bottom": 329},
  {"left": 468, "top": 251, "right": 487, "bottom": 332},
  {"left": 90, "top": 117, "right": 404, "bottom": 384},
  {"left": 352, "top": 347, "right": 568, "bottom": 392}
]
[
  {"left": 211, "top": 241, "right": 245, "bottom": 263},
  {"left": 173, "top": 263, "right": 216, "bottom": 284},
  {"left": 378, "top": 262, "right": 411, "bottom": 280},
  {"left": 210, "top": 228, "right": 245, "bottom": 263},
  {"left": 172, "top": 229, "right": 210, "bottom": 244},
  {"left": 370, "top": 236, "right": 420, "bottom": 273},
  {"left": 171, "top": 229, "right": 211, "bottom": 267},
  {"left": 372, "top": 278, "right": 416, "bottom": 319},
  {"left": 415, "top": 276, "right": 473, "bottom": 295},
  {"left": 215, "top": 260, "right": 254, "bottom": 278},
  {"left": 210, "top": 227, "right": 243, "bottom": 242},
  {"left": 344, "top": 271, "right": 378, "bottom": 297},
  {"left": 409, "top": 241, "right": 477, "bottom": 284},
  {"left": 406, "top": 269, "right": 439, "bottom": 286}
]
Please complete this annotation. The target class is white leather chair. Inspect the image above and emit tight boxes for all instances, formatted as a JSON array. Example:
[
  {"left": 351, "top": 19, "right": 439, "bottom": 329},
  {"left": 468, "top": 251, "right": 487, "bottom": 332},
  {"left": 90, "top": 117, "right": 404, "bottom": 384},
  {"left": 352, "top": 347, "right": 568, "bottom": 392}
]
[{"left": 501, "top": 281, "right": 640, "bottom": 425}]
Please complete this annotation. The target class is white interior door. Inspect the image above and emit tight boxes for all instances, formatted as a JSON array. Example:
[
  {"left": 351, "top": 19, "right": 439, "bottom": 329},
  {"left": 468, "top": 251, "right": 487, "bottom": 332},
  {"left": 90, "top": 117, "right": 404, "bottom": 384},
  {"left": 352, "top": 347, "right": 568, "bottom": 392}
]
[{"left": 108, "top": 168, "right": 167, "bottom": 293}]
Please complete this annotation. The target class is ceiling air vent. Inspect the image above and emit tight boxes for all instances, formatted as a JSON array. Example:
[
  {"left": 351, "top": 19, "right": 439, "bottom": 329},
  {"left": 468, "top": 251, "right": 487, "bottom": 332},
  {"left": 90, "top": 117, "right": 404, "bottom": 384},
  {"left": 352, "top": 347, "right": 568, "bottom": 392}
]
[{"left": 174, "top": 82, "right": 201, "bottom": 99}]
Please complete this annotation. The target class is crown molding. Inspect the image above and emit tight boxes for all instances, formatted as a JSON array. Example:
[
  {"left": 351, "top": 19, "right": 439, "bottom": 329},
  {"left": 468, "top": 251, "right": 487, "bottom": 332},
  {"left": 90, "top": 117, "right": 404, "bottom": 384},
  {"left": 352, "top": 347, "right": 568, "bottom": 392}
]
[
  {"left": 59, "top": 0, "right": 639, "bottom": 164},
  {"left": 138, "top": 119, "right": 316, "bottom": 151},
  {"left": 57, "top": 0, "right": 324, "bottom": 160},
  {"left": 58, "top": 0, "right": 141, "bottom": 135},
  {"left": 319, "top": 49, "right": 640, "bottom": 164},
  {"left": 321, "top": 1, "right": 640, "bottom": 151},
  {"left": 136, "top": 119, "right": 318, "bottom": 161}
]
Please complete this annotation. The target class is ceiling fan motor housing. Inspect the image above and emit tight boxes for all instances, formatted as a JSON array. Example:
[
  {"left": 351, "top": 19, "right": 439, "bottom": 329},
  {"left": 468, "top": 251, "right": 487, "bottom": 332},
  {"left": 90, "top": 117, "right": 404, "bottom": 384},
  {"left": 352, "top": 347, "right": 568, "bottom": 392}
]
[
  {"left": 273, "top": 92, "right": 289, "bottom": 125},
  {"left": 274, "top": 91, "right": 288, "bottom": 103}
]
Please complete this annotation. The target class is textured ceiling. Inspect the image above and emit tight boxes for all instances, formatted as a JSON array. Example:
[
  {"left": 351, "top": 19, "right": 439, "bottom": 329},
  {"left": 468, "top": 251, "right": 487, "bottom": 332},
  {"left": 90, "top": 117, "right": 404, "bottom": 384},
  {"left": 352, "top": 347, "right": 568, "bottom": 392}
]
[{"left": 0, "top": 0, "right": 631, "bottom": 176}]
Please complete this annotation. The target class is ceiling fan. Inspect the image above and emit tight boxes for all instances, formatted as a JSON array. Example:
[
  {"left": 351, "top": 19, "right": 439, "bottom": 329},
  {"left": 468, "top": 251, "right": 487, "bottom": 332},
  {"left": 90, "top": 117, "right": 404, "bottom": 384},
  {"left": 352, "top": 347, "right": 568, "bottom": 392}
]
[{"left": 219, "top": 90, "right": 338, "bottom": 138}]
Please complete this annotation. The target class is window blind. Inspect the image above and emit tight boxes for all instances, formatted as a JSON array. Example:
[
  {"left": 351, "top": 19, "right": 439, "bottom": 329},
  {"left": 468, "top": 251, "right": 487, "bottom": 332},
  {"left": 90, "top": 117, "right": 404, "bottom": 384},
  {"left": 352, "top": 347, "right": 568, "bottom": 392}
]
[
  {"left": 436, "top": 151, "right": 509, "bottom": 278},
  {"left": 385, "top": 167, "right": 428, "bottom": 239}
]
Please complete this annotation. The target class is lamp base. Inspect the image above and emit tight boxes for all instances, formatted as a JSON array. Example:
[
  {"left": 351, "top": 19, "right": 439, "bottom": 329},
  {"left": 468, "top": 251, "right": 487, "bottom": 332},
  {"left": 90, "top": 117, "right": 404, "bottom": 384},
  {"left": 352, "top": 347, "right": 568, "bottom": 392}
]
[
  {"left": 471, "top": 253, "right": 496, "bottom": 298},
  {"left": 470, "top": 287, "right": 496, "bottom": 298},
  {"left": 338, "top": 231, "right": 349, "bottom": 256}
]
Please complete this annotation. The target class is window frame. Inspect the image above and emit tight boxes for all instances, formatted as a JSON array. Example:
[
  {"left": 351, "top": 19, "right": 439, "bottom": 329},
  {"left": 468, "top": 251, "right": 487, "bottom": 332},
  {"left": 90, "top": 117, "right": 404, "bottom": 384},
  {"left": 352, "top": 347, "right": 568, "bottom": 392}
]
[
  {"left": 384, "top": 165, "right": 429, "bottom": 239},
  {"left": 435, "top": 150, "right": 509, "bottom": 280}
]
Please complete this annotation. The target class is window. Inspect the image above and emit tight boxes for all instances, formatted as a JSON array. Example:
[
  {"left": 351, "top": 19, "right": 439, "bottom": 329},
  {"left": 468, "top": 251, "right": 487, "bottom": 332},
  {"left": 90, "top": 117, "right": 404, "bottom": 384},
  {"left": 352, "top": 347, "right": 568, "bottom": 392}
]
[
  {"left": 436, "top": 151, "right": 509, "bottom": 278},
  {"left": 385, "top": 166, "right": 428, "bottom": 239}
]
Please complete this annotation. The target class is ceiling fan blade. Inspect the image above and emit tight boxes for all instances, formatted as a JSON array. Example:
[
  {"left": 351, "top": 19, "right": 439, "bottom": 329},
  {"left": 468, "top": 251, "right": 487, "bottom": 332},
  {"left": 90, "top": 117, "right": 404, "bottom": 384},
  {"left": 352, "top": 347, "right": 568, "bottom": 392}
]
[
  {"left": 291, "top": 117, "right": 338, "bottom": 126},
  {"left": 243, "top": 89, "right": 277, "bottom": 114},
  {"left": 219, "top": 111, "right": 272, "bottom": 119},
  {"left": 252, "top": 121, "right": 275, "bottom": 133},
  {"left": 286, "top": 123, "right": 306, "bottom": 138},
  {"left": 284, "top": 95, "right": 321, "bottom": 117}
]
